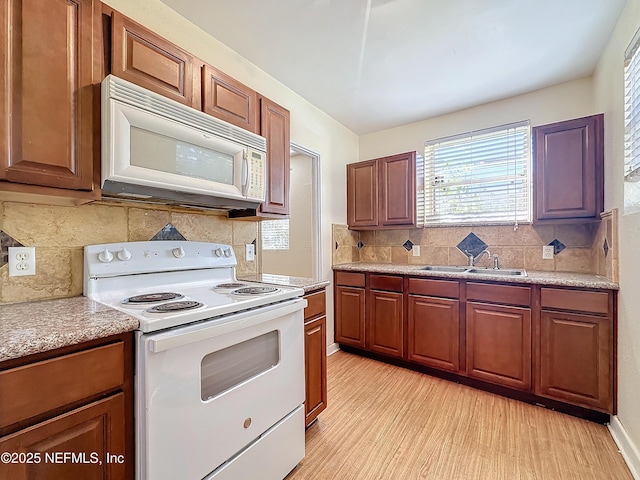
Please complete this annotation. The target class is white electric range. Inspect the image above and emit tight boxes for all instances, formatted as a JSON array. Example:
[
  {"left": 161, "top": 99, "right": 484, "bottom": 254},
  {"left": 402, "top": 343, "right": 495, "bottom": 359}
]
[{"left": 83, "top": 241, "right": 306, "bottom": 480}]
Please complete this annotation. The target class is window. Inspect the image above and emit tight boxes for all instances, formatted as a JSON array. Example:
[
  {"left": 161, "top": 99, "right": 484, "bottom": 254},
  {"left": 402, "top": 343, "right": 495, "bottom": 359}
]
[
  {"left": 261, "top": 219, "right": 289, "bottom": 250},
  {"left": 423, "top": 121, "right": 531, "bottom": 226},
  {"left": 625, "top": 28, "right": 640, "bottom": 182}
]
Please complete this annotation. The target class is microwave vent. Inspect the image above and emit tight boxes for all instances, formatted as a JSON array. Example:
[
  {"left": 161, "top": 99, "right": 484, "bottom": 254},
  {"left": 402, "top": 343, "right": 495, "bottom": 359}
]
[{"left": 104, "top": 75, "right": 266, "bottom": 153}]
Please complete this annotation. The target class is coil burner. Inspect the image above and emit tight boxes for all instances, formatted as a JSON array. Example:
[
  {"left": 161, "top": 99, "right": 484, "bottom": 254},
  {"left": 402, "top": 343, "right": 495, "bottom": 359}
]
[
  {"left": 124, "top": 292, "right": 184, "bottom": 303},
  {"left": 146, "top": 301, "right": 204, "bottom": 313},
  {"left": 233, "top": 286, "right": 279, "bottom": 296}
]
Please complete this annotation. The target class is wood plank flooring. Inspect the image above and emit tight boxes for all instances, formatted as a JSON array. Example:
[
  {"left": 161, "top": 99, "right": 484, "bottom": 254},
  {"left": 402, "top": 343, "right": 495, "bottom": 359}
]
[{"left": 287, "top": 351, "right": 632, "bottom": 480}]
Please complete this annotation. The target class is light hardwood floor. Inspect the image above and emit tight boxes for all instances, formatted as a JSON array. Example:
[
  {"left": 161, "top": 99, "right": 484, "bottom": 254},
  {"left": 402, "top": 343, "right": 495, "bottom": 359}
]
[{"left": 288, "top": 351, "right": 632, "bottom": 480}]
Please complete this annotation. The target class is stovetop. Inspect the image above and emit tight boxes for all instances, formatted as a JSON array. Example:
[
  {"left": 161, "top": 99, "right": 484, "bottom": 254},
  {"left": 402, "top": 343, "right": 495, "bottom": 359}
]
[{"left": 83, "top": 241, "right": 304, "bottom": 332}]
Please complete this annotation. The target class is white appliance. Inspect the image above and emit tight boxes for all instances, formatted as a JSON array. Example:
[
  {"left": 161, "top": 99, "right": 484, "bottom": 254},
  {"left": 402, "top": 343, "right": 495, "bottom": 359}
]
[
  {"left": 101, "top": 75, "right": 267, "bottom": 210},
  {"left": 83, "top": 241, "right": 306, "bottom": 480}
]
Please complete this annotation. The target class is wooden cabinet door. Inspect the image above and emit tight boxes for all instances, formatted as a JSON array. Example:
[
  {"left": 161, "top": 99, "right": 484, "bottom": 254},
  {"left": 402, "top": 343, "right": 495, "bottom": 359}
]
[
  {"left": 533, "top": 114, "right": 603, "bottom": 221},
  {"left": 110, "top": 12, "right": 198, "bottom": 108},
  {"left": 0, "top": 394, "right": 126, "bottom": 480},
  {"left": 379, "top": 152, "right": 416, "bottom": 227},
  {"left": 408, "top": 295, "right": 459, "bottom": 372},
  {"left": 201, "top": 64, "right": 259, "bottom": 133},
  {"left": 335, "top": 286, "right": 365, "bottom": 348},
  {"left": 466, "top": 302, "right": 532, "bottom": 391},
  {"left": 0, "top": 0, "right": 96, "bottom": 190},
  {"left": 260, "top": 97, "right": 290, "bottom": 215},
  {"left": 347, "top": 160, "right": 378, "bottom": 229},
  {"left": 367, "top": 290, "right": 403, "bottom": 358},
  {"left": 304, "top": 316, "right": 327, "bottom": 427},
  {"left": 537, "top": 311, "right": 612, "bottom": 412}
]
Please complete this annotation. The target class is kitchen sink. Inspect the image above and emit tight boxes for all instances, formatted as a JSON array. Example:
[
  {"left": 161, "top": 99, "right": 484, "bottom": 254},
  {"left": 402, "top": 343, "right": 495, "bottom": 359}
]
[
  {"left": 417, "top": 265, "right": 527, "bottom": 276},
  {"left": 466, "top": 268, "right": 527, "bottom": 276},
  {"left": 419, "top": 265, "right": 469, "bottom": 273}
]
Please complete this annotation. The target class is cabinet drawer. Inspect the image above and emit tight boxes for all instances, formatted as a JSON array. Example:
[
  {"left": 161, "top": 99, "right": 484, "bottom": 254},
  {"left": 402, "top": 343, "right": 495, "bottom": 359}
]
[
  {"left": 408, "top": 278, "right": 459, "bottom": 298},
  {"left": 540, "top": 288, "right": 610, "bottom": 315},
  {"left": 369, "top": 274, "right": 403, "bottom": 292},
  {"left": 335, "top": 271, "right": 365, "bottom": 287},
  {"left": 304, "top": 290, "right": 326, "bottom": 320},
  {"left": 0, "top": 342, "right": 125, "bottom": 429},
  {"left": 466, "top": 282, "right": 531, "bottom": 307}
]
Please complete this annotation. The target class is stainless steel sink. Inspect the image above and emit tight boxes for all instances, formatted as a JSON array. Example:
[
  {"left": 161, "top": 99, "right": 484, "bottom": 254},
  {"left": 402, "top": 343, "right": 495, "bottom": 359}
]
[
  {"left": 466, "top": 268, "right": 527, "bottom": 276},
  {"left": 417, "top": 265, "right": 527, "bottom": 276},
  {"left": 419, "top": 265, "right": 468, "bottom": 273}
]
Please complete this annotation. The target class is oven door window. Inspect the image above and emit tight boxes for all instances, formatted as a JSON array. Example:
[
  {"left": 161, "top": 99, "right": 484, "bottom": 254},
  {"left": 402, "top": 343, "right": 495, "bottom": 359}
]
[{"left": 201, "top": 330, "right": 279, "bottom": 401}]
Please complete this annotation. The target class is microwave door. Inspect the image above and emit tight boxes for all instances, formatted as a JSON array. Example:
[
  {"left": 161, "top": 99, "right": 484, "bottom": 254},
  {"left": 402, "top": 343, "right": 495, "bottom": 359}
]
[{"left": 104, "top": 100, "right": 248, "bottom": 201}]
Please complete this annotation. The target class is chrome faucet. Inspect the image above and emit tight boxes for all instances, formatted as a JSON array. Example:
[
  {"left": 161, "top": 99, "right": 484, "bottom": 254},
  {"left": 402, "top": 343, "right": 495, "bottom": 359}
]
[
  {"left": 465, "top": 248, "right": 491, "bottom": 267},
  {"left": 493, "top": 253, "right": 500, "bottom": 270}
]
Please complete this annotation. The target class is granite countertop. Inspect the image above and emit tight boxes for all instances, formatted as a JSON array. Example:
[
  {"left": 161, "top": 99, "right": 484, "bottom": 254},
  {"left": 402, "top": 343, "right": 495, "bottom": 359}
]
[
  {"left": 240, "top": 273, "right": 330, "bottom": 293},
  {"left": 333, "top": 263, "right": 619, "bottom": 290},
  {"left": 0, "top": 296, "right": 139, "bottom": 362}
]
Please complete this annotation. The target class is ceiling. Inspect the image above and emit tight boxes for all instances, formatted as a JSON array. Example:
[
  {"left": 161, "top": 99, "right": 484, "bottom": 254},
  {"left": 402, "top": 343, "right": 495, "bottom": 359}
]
[{"left": 160, "top": 0, "right": 627, "bottom": 135}]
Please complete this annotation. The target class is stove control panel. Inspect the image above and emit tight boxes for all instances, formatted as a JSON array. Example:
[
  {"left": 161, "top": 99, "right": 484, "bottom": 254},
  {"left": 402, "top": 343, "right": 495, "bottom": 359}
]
[{"left": 84, "top": 241, "right": 238, "bottom": 278}]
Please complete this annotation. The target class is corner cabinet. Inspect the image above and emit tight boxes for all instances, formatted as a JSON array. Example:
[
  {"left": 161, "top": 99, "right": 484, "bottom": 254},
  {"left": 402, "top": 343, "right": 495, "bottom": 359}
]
[
  {"left": 0, "top": 333, "right": 134, "bottom": 479},
  {"left": 303, "top": 289, "right": 327, "bottom": 427},
  {"left": 347, "top": 152, "right": 418, "bottom": 230},
  {"left": 533, "top": 114, "right": 604, "bottom": 222},
  {"left": 334, "top": 272, "right": 366, "bottom": 348},
  {"left": 0, "top": 0, "right": 100, "bottom": 203}
]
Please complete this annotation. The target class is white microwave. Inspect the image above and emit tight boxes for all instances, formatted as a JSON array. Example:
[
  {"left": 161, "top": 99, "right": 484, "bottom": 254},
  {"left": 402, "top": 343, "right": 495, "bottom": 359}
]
[{"left": 101, "top": 75, "right": 267, "bottom": 210}]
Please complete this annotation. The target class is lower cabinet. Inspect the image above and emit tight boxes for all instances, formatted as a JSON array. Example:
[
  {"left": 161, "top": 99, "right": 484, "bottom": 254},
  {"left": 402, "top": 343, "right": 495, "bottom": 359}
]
[
  {"left": 0, "top": 333, "right": 134, "bottom": 479},
  {"left": 466, "top": 302, "right": 532, "bottom": 391},
  {"left": 334, "top": 272, "right": 366, "bottom": 348},
  {"left": 407, "top": 295, "right": 459, "bottom": 372},
  {"left": 367, "top": 289, "right": 403, "bottom": 358},
  {"left": 303, "top": 290, "right": 328, "bottom": 427},
  {"left": 333, "top": 269, "right": 616, "bottom": 416},
  {"left": 0, "top": 394, "right": 126, "bottom": 479}
]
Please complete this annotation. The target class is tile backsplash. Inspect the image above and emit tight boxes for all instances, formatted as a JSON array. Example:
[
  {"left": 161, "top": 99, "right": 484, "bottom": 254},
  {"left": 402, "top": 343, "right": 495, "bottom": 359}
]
[
  {"left": 0, "top": 201, "right": 260, "bottom": 304},
  {"left": 333, "top": 214, "right": 619, "bottom": 281}
]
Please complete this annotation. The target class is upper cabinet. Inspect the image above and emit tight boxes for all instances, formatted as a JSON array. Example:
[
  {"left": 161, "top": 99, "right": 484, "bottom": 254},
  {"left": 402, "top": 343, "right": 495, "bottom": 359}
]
[
  {"left": 109, "top": 11, "right": 199, "bottom": 108},
  {"left": 259, "top": 97, "right": 291, "bottom": 215},
  {"left": 347, "top": 151, "right": 417, "bottom": 230},
  {"left": 201, "top": 64, "right": 260, "bottom": 134},
  {"left": 533, "top": 114, "right": 604, "bottom": 223},
  {"left": 0, "top": 0, "right": 100, "bottom": 202}
]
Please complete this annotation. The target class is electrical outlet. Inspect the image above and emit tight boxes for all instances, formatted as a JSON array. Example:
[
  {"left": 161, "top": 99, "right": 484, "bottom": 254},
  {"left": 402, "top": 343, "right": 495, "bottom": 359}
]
[
  {"left": 245, "top": 244, "right": 255, "bottom": 262},
  {"left": 8, "top": 247, "right": 36, "bottom": 276},
  {"left": 412, "top": 245, "right": 421, "bottom": 257},
  {"left": 542, "top": 245, "right": 554, "bottom": 260}
]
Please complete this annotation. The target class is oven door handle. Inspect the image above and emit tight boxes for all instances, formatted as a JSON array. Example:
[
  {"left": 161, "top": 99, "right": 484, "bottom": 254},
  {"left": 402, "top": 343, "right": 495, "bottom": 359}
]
[{"left": 147, "top": 298, "right": 306, "bottom": 353}]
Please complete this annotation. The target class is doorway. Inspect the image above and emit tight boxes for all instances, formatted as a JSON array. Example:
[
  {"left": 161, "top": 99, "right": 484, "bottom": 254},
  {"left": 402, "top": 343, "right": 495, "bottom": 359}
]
[{"left": 260, "top": 143, "right": 321, "bottom": 278}]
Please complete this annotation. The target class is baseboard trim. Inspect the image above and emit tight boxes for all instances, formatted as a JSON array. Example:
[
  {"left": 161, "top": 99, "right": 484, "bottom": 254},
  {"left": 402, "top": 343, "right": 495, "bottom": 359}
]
[
  {"left": 326, "top": 343, "right": 340, "bottom": 356},
  {"left": 609, "top": 415, "right": 640, "bottom": 479}
]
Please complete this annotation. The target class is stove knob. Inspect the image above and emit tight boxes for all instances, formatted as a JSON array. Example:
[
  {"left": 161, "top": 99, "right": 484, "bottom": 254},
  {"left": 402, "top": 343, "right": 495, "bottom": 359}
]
[
  {"left": 117, "top": 247, "right": 132, "bottom": 261},
  {"left": 172, "top": 246, "right": 186, "bottom": 258},
  {"left": 98, "top": 248, "right": 113, "bottom": 263},
  {"left": 223, "top": 248, "right": 233, "bottom": 258},
  {"left": 214, "top": 248, "right": 224, "bottom": 257}
]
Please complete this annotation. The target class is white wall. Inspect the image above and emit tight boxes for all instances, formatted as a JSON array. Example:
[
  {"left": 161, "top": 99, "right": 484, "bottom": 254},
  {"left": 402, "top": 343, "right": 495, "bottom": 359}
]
[
  {"left": 359, "top": 77, "right": 594, "bottom": 160},
  {"left": 102, "top": 0, "right": 358, "bottom": 347},
  {"left": 593, "top": 0, "right": 640, "bottom": 468}
]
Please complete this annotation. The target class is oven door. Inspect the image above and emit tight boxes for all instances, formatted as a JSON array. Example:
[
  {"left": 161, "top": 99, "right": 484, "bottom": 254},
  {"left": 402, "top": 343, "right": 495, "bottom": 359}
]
[{"left": 136, "top": 298, "right": 306, "bottom": 480}]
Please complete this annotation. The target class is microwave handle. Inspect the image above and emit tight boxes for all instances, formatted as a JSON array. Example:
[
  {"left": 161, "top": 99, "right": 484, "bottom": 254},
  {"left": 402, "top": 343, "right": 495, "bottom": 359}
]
[{"left": 241, "top": 149, "right": 249, "bottom": 196}]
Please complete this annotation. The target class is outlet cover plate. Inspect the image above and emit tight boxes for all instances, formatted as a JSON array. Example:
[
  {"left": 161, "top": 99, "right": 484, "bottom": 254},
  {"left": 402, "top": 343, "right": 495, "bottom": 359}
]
[
  {"left": 412, "top": 245, "right": 421, "bottom": 257},
  {"left": 8, "top": 246, "right": 36, "bottom": 276},
  {"left": 542, "top": 245, "right": 554, "bottom": 260},
  {"left": 245, "top": 244, "right": 255, "bottom": 262}
]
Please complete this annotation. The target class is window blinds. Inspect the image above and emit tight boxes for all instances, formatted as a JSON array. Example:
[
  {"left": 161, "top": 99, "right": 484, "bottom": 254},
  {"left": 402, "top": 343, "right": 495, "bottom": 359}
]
[
  {"left": 625, "top": 28, "right": 640, "bottom": 182},
  {"left": 423, "top": 121, "right": 531, "bottom": 225}
]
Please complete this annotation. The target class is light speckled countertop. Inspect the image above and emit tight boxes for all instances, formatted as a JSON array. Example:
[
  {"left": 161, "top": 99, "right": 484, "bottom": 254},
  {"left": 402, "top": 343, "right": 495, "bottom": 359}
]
[
  {"left": 0, "top": 296, "right": 139, "bottom": 362},
  {"left": 333, "top": 263, "right": 619, "bottom": 290},
  {"left": 239, "top": 273, "right": 330, "bottom": 293}
]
